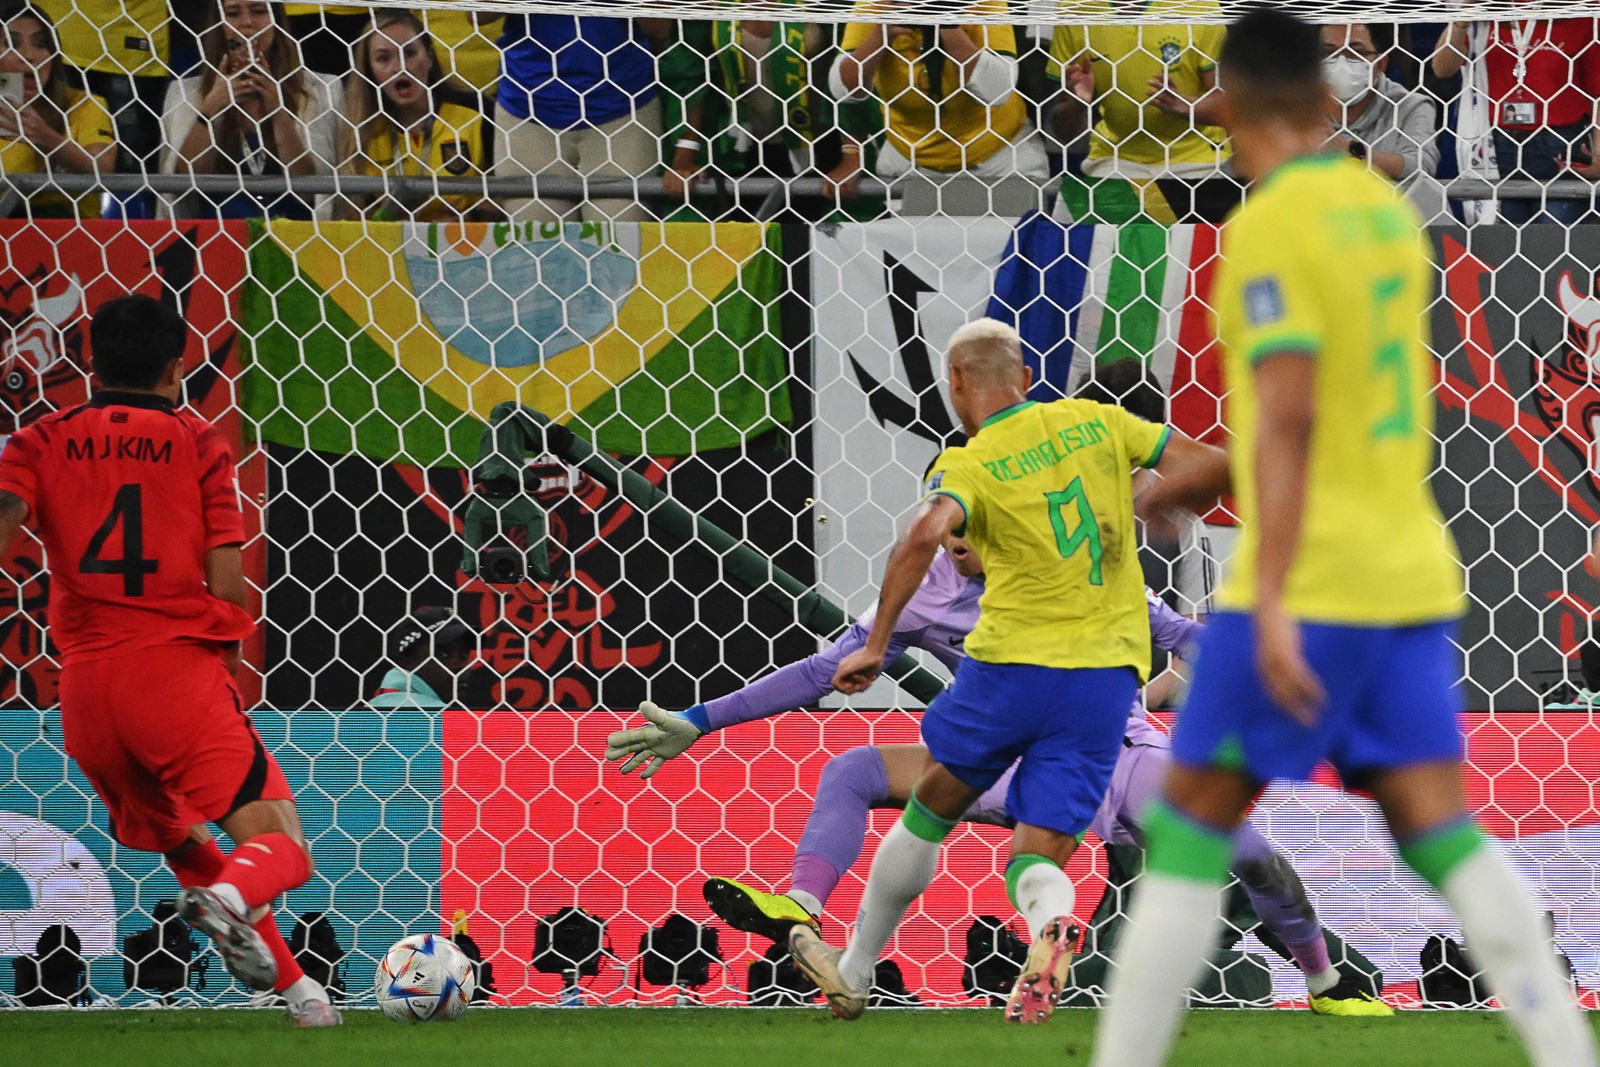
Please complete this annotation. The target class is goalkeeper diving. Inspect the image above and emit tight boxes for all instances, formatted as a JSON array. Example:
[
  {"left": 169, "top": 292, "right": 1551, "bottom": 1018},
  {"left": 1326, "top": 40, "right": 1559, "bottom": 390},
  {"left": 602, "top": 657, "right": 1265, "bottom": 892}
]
[{"left": 604, "top": 539, "right": 1386, "bottom": 1015}]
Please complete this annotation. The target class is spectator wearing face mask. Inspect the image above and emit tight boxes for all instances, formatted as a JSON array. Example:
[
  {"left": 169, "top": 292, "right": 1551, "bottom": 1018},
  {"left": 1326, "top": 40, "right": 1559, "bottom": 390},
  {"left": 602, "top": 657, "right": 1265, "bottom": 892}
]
[{"left": 1322, "top": 23, "right": 1439, "bottom": 185}]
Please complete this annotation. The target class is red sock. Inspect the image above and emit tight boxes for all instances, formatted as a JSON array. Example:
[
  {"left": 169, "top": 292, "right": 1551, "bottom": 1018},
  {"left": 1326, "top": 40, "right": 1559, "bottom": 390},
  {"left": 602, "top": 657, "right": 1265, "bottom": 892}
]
[
  {"left": 214, "top": 832, "right": 311, "bottom": 910},
  {"left": 168, "top": 839, "right": 307, "bottom": 994},
  {"left": 165, "top": 839, "right": 228, "bottom": 887},
  {"left": 255, "top": 912, "right": 307, "bottom": 993}
]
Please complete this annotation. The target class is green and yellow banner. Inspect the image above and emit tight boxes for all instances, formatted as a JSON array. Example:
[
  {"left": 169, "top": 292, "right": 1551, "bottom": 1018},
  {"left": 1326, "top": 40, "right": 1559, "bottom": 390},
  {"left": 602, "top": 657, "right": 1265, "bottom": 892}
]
[{"left": 241, "top": 219, "right": 792, "bottom": 464}]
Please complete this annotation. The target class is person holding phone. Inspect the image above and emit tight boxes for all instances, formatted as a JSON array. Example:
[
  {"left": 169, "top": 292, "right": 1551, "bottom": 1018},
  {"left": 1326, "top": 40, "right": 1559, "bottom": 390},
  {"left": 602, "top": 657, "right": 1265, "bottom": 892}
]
[
  {"left": 0, "top": 0, "right": 115, "bottom": 218},
  {"left": 159, "top": 0, "right": 342, "bottom": 220}
]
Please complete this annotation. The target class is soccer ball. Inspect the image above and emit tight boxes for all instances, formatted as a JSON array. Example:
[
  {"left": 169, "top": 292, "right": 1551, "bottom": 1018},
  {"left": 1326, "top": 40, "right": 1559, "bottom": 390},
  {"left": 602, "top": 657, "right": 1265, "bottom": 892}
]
[{"left": 375, "top": 933, "right": 475, "bottom": 1022}]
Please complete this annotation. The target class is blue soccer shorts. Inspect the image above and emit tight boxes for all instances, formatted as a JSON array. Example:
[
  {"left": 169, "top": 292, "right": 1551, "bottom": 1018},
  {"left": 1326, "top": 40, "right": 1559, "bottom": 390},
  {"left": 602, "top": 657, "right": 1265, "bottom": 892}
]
[
  {"left": 1171, "top": 611, "right": 1464, "bottom": 784},
  {"left": 920, "top": 658, "right": 1136, "bottom": 836}
]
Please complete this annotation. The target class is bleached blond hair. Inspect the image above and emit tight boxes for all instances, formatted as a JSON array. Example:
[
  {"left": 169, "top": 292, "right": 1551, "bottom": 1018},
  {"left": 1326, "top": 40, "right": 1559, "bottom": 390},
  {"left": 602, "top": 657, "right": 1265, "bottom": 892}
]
[{"left": 947, "top": 318, "right": 1024, "bottom": 382}]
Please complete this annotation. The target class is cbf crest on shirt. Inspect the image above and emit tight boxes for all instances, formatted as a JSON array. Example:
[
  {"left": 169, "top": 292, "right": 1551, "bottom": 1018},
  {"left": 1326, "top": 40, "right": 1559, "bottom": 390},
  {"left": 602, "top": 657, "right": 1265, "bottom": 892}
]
[{"left": 925, "top": 398, "right": 1169, "bottom": 680}]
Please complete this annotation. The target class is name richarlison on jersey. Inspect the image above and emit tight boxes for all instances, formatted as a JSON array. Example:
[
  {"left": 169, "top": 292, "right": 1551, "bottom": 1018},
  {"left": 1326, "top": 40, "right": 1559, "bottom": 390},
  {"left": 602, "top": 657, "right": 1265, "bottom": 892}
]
[
  {"left": 979, "top": 416, "right": 1108, "bottom": 483},
  {"left": 65, "top": 434, "right": 174, "bottom": 464}
]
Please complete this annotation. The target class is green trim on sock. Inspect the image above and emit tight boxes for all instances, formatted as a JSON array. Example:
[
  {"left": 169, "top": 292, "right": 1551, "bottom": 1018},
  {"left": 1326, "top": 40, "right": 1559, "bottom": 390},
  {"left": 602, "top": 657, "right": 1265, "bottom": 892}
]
[
  {"left": 1004, "top": 853, "right": 1058, "bottom": 910},
  {"left": 901, "top": 793, "right": 957, "bottom": 844},
  {"left": 1398, "top": 818, "right": 1485, "bottom": 890},
  {"left": 1143, "top": 800, "right": 1231, "bottom": 884}
]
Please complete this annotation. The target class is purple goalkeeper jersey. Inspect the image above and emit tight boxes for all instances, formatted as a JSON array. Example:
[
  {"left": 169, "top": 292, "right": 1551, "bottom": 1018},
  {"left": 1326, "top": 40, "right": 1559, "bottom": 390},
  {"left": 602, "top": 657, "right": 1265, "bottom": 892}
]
[{"left": 701, "top": 550, "right": 1202, "bottom": 733}]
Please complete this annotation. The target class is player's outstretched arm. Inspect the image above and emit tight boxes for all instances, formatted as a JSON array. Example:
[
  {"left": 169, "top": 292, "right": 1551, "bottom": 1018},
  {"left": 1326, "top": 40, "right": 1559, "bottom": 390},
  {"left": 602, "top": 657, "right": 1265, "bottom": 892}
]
[
  {"left": 603, "top": 626, "right": 918, "bottom": 779},
  {"left": 834, "top": 495, "right": 963, "bottom": 694},
  {"left": 0, "top": 491, "right": 28, "bottom": 558},
  {"left": 1137, "top": 432, "right": 1231, "bottom": 532}
]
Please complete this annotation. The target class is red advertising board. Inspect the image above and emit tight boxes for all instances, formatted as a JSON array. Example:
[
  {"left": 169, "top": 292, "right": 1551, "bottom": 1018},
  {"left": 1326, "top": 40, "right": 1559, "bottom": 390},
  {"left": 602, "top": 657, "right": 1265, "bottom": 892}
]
[{"left": 440, "top": 710, "right": 1600, "bottom": 1007}]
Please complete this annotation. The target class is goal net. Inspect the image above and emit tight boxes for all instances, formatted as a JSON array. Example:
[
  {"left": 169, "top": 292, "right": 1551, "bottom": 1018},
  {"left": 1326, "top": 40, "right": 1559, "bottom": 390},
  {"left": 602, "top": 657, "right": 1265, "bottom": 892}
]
[{"left": 0, "top": 0, "right": 1597, "bottom": 1012}]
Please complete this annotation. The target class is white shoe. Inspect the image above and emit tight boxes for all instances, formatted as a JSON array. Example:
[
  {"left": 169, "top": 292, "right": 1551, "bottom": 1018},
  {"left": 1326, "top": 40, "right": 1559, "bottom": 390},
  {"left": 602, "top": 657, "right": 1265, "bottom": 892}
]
[
  {"left": 289, "top": 998, "right": 342, "bottom": 1028},
  {"left": 788, "top": 925, "right": 868, "bottom": 1021},
  {"left": 176, "top": 886, "right": 277, "bottom": 992}
]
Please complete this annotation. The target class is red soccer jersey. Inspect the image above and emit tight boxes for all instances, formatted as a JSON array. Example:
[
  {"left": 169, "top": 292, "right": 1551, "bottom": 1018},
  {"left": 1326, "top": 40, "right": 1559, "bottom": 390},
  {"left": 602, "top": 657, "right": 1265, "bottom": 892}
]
[
  {"left": 0, "top": 391, "right": 255, "bottom": 664},
  {"left": 1484, "top": 18, "right": 1600, "bottom": 128}
]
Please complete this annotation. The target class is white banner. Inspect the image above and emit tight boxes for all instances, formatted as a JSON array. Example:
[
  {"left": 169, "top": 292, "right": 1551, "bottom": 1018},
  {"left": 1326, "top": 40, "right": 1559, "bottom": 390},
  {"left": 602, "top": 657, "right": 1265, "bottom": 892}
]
[{"left": 810, "top": 218, "right": 1017, "bottom": 706}]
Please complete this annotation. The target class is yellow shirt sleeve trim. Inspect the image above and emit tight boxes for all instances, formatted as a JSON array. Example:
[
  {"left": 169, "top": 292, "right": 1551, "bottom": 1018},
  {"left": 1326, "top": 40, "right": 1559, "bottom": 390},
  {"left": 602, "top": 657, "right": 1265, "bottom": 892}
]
[{"left": 1141, "top": 425, "right": 1173, "bottom": 469}]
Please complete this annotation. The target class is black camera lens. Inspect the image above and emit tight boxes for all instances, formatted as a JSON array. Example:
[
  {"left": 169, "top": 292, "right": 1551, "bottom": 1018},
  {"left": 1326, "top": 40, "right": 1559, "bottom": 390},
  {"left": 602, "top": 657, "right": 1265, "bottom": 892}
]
[{"left": 481, "top": 545, "right": 523, "bottom": 584}]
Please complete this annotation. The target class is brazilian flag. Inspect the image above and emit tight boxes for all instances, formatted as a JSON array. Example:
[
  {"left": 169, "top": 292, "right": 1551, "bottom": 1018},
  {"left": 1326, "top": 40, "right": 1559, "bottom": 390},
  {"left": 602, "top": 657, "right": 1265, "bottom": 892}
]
[{"left": 241, "top": 219, "right": 792, "bottom": 464}]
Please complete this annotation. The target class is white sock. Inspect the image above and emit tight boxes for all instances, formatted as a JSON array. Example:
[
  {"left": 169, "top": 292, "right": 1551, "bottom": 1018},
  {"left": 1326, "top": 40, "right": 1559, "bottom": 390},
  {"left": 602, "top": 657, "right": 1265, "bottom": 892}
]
[
  {"left": 1442, "top": 847, "right": 1598, "bottom": 1067},
  {"left": 1304, "top": 966, "right": 1340, "bottom": 996},
  {"left": 210, "top": 881, "right": 248, "bottom": 917},
  {"left": 836, "top": 821, "right": 941, "bottom": 992},
  {"left": 788, "top": 888, "right": 823, "bottom": 919},
  {"left": 283, "top": 974, "right": 329, "bottom": 1009},
  {"left": 1091, "top": 873, "right": 1221, "bottom": 1067},
  {"left": 1010, "top": 859, "right": 1075, "bottom": 939}
]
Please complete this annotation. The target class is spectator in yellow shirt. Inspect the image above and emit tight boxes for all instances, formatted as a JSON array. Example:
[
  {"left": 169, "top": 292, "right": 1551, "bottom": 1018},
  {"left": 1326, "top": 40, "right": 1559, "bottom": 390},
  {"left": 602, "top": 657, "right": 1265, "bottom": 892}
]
[
  {"left": 337, "top": 11, "right": 489, "bottom": 222},
  {"left": 35, "top": 0, "right": 167, "bottom": 216},
  {"left": 831, "top": 6, "right": 1047, "bottom": 183},
  {"left": 423, "top": 5, "right": 501, "bottom": 110},
  {"left": 1047, "top": 9, "right": 1237, "bottom": 224},
  {"left": 0, "top": 2, "right": 116, "bottom": 218}
]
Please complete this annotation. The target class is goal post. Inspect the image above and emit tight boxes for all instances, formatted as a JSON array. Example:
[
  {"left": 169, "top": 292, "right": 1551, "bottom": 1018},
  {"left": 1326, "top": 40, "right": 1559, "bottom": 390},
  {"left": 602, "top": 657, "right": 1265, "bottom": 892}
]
[{"left": 0, "top": 0, "right": 1598, "bottom": 1010}]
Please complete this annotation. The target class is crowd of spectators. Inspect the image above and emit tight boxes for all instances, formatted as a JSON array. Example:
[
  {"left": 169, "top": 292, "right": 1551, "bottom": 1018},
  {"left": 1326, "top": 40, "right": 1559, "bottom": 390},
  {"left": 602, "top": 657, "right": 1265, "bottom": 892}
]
[{"left": 0, "top": 2, "right": 1594, "bottom": 224}]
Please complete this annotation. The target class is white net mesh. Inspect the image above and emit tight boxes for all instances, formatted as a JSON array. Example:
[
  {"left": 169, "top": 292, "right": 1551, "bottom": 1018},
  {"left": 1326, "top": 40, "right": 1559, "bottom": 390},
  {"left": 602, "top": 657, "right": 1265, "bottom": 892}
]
[{"left": 0, "top": 0, "right": 1597, "bottom": 1014}]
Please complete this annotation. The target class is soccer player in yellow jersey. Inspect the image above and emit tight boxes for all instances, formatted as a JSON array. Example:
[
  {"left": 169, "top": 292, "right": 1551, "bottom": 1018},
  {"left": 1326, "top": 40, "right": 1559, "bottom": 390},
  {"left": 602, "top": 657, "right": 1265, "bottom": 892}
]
[
  {"left": 788, "top": 318, "right": 1226, "bottom": 1025},
  {"left": 1090, "top": 11, "right": 1599, "bottom": 1067}
]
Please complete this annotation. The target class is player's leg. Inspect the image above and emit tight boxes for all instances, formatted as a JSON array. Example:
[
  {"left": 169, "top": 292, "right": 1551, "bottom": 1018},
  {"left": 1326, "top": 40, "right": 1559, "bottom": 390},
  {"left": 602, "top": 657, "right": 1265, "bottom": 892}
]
[
  {"left": 1003, "top": 823, "right": 1082, "bottom": 1024},
  {"left": 998, "top": 665, "right": 1135, "bottom": 1025},
  {"left": 1093, "top": 762, "right": 1258, "bottom": 1067},
  {"left": 56, "top": 655, "right": 281, "bottom": 992},
  {"left": 1354, "top": 623, "right": 1596, "bottom": 1067},
  {"left": 165, "top": 825, "right": 338, "bottom": 1026},
  {"left": 1096, "top": 734, "right": 1362, "bottom": 1006},
  {"left": 705, "top": 744, "right": 932, "bottom": 939},
  {"left": 1092, "top": 611, "right": 1327, "bottom": 1067},
  {"left": 110, "top": 644, "right": 323, "bottom": 1011},
  {"left": 789, "top": 759, "right": 983, "bottom": 1020},
  {"left": 1366, "top": 763, "right": 1592, "bottom": 1067}
]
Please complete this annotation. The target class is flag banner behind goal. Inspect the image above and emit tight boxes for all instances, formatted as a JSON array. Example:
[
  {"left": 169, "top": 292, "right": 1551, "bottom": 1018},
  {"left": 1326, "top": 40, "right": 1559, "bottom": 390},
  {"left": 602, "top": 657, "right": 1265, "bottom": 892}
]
[
  {"left": 812, "top": 218, "right": 1600, "bottom": 710},
  {"left": 5, "top": 216, "right": 1600, "bottom": 1007},
  {"left": 242, "top": 220, "right": 793, "bottom": 464}
]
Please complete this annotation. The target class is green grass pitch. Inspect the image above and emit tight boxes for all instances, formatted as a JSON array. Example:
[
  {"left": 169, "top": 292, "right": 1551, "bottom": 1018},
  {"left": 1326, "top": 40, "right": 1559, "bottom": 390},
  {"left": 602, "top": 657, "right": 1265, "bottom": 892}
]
[{"left": 13, "top": 1007, "right": 1599, "bottom": 1067}]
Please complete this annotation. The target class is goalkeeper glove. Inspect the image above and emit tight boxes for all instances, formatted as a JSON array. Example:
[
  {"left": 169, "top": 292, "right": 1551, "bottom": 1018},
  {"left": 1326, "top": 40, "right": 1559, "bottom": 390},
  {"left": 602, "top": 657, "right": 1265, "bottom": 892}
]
[{"left": 604, "top": 700, "right": 705, "bottom": 779}]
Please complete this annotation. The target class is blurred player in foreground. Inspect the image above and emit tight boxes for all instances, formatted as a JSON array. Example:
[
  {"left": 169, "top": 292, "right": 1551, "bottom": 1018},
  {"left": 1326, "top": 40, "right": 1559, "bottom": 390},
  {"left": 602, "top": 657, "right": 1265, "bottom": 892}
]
[
  {"left": 736, "top": 318, "right": 1220, "bottom": 1022},
  {"left": 1090, "top": 11, "right": 1598, "bottom": 1067},
  {"left": 606, "top": 545, "right": 1387, "bottom": 1014},
  {"left": 0, "top": 295, "right": 339, "bottom": 1027}
]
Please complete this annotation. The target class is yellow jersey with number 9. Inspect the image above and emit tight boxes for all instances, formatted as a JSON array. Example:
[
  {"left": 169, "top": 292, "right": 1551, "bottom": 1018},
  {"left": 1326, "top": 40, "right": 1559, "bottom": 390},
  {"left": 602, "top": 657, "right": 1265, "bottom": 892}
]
[
  {"left": 927, "top": 398, "right": 1169, "bottom": 679},
  {"left": 1212, "top": 154, "right": 1464, "bottom": 624}
]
